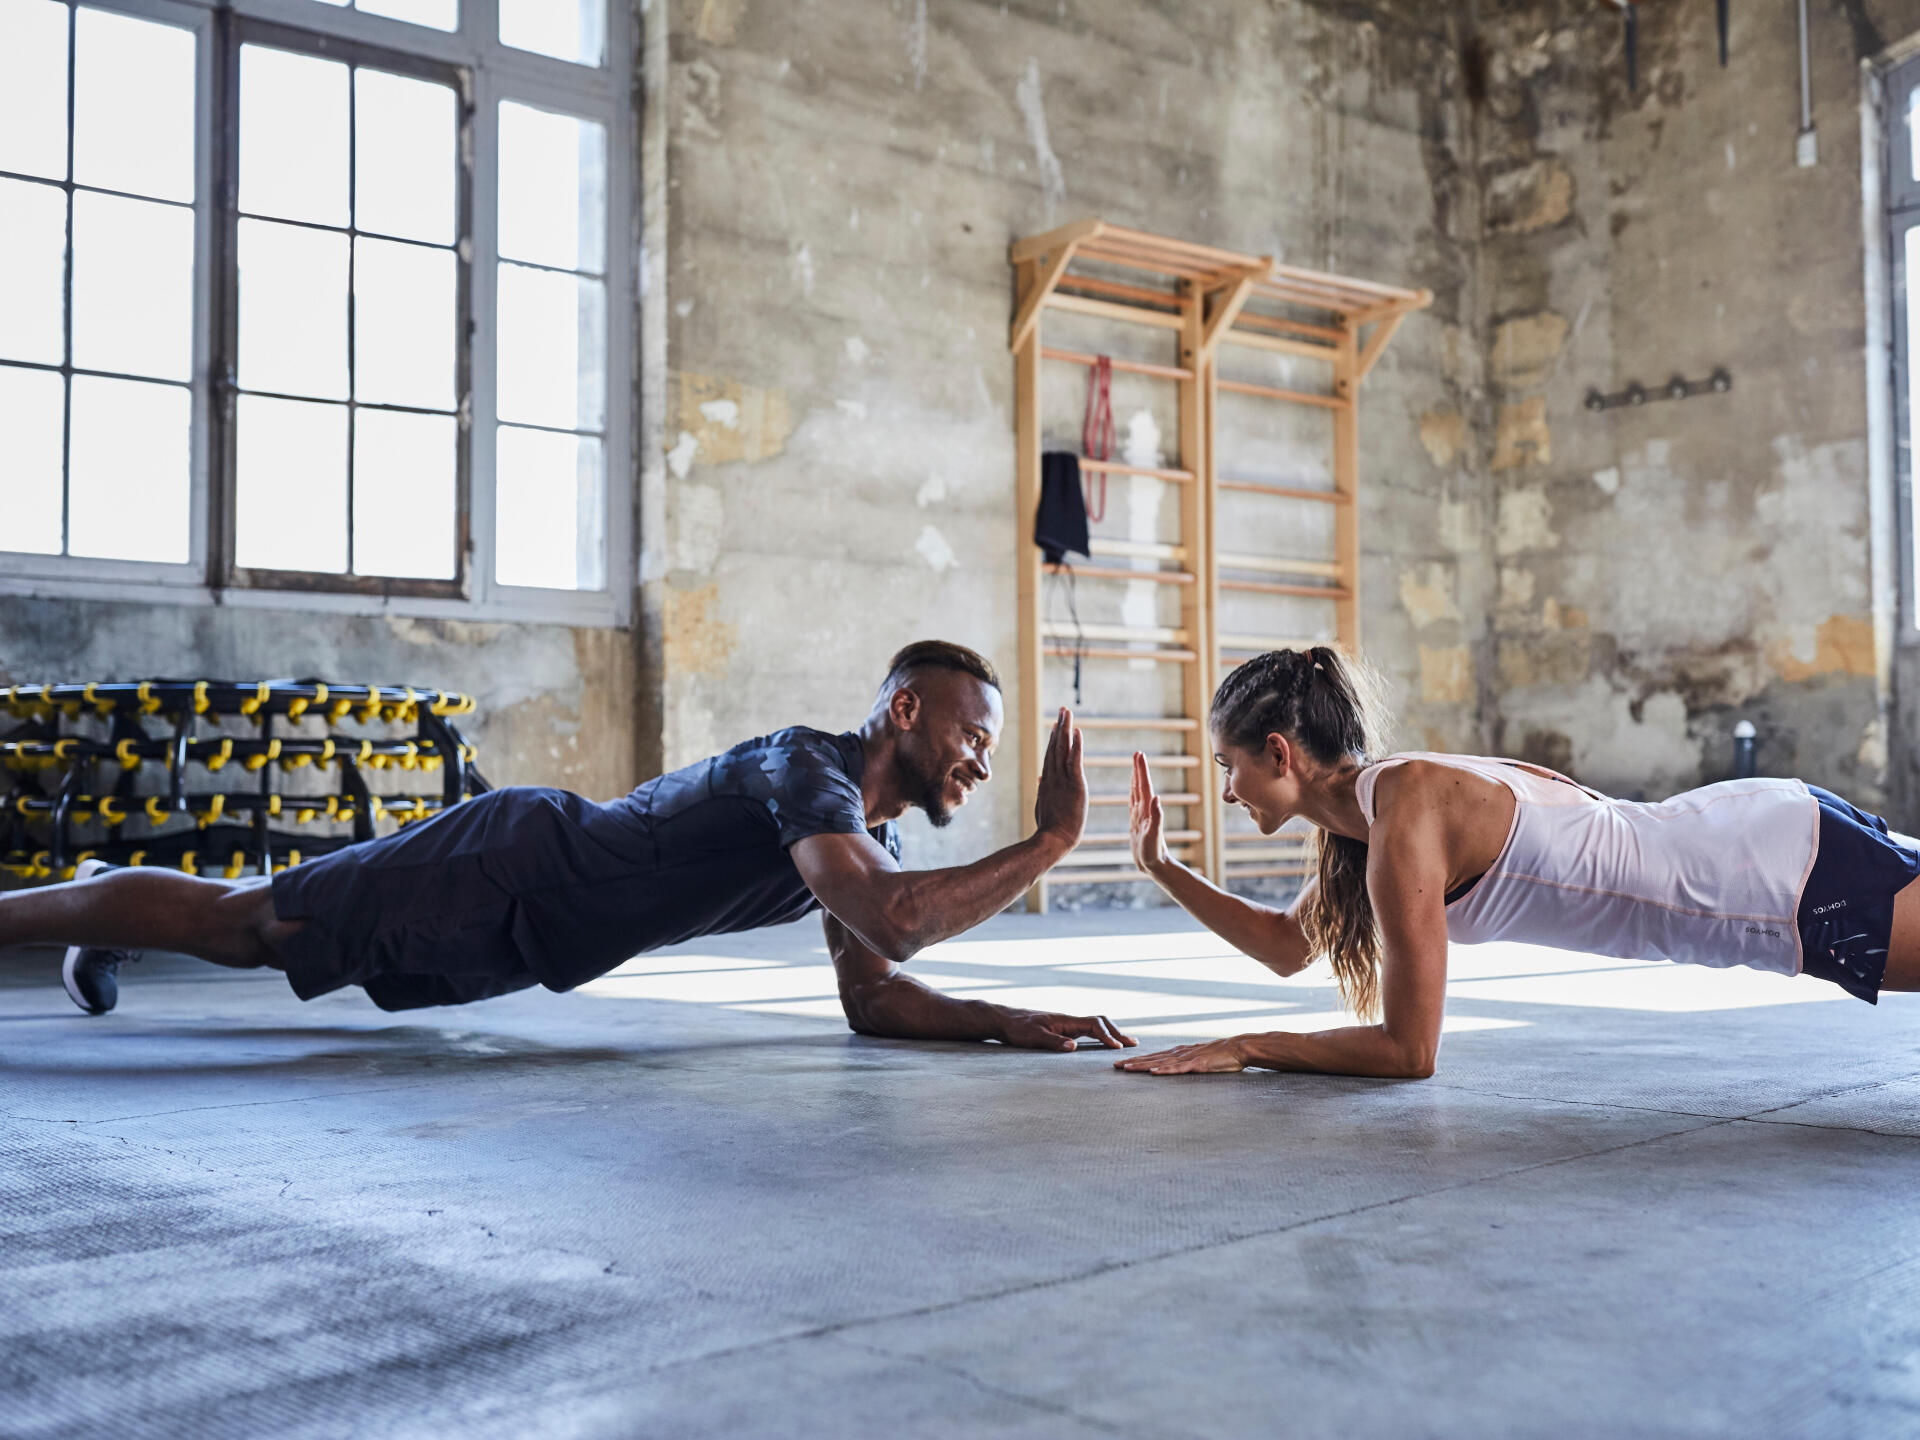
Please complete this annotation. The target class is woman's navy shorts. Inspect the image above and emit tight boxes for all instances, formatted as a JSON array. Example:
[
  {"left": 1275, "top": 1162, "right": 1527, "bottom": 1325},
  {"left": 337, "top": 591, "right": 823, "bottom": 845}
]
[{"left": 1796, "top": 786, "right": 1920, "bottom": 1003}]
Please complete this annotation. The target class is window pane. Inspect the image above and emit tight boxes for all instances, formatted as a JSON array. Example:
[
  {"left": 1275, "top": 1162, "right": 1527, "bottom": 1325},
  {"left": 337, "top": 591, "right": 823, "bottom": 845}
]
[
  {"left": 238, "top": 218, "right": 348, "bottom": 400},
  {"left": 353, "top": 409, "right": 455, "bottom": 578},
  {"left": 498, "top": 103, "right": 606, "bottom": 273},
  {"left": 500, "top": 0, "right": 605, "bottom": 66},
  {"left": 71, "top": 191, "right": 194, "bottom": 382},
  {"left": 67, "top": 375, "right": 189, "bottom": 563},
  {"left": 496, "top": 264, "right": 605, "bottom": 431},
  {"left": 0, "top": 178, "right": 67, "bottom": 366},
  {"left": 0, "top": 366, "right": 65, "bottom": 555},
  {"left": 1910, "top": 88, "right": 1920, "bottom": 184},
  {"left": 239, "top": 46, "right": 348, "bottom": 227},
  {"left": 355, "top": 69, "right": 457, "bottom": 245},
  {"left": 495, "top": 427, "right": 604, "bottom": 590},
  {"left": 235, "top": 394, "right": 347, "bottom": 572},
  {"left": 0, "top": 0, "right": 69, "bottom": 181},
  {"left": 354, "top": 238, "right": 456, "bottom": 410},
  {"left": 73, "top": 8, "right": 195, "bottom": 204},
  {"left": 358, "top": 0, "right": 457, "bottom": 32}
]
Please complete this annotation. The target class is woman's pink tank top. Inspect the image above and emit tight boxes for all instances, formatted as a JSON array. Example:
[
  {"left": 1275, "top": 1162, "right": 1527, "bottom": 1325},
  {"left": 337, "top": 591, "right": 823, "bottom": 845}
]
[{"left": 1353, "top": 752, "right": 1820, "bottom": 976}]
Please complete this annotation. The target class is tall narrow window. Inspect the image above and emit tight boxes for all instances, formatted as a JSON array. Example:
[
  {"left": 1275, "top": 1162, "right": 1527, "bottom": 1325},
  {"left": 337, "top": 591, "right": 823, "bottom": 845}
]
[
  {"left": 227, "top": 32, "right": 466, "bottom": 589},
  {"left": 0, "top": 1, "right": 197, "bottom": 564},
  {"left": 493, "top": 99, "right": 607, "bottom": 591},
  {"left": 1889, "top": 55, "right": 1920, "bottom": 629}
]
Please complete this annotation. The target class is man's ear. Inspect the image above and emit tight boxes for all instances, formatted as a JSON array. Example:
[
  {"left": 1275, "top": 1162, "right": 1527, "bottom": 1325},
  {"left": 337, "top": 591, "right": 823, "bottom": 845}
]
[{"left": 888, "top": 685, "right": 921, "bottom": 731}]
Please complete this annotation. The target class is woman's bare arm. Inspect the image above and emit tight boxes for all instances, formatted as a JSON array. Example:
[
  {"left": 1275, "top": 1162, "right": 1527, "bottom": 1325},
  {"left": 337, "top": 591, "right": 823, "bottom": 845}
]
[
  {"left": 1117, "top": 769, "right": 1453, "bottom": 1081},
  {"left": 1129, "top": 752, "right": 1314, "bottom": 977}
]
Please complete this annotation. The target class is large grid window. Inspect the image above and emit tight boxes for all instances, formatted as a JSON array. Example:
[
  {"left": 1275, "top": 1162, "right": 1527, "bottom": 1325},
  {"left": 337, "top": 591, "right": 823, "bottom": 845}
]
[{"left": 0, "top": 0, "right": 632, "bottom": 622}]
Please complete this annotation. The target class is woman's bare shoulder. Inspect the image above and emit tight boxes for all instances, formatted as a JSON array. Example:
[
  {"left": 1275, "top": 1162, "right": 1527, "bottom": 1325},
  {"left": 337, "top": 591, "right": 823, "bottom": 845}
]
[{"left": 1370, "top": 757, "right": 1512, "bottom": 821}]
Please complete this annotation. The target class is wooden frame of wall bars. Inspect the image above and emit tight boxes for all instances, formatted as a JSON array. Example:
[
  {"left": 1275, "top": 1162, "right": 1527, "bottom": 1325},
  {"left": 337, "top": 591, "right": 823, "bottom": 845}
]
[{"left": 1010, "top": 218, "right": 1429, "bottom": 910}]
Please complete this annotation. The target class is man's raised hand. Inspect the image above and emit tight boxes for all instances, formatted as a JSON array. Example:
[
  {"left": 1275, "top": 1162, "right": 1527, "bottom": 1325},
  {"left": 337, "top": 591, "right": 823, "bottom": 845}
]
[{"left": 1033, "top": 706, "right": 1086, "bottom": 852}]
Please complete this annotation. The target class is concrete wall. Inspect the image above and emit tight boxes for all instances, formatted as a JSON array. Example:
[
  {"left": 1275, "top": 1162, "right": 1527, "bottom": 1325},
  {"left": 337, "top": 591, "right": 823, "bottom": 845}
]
[
  {"left": 1463, "top": 0, "right": 1920, "bottom": 812},
  {"left": 657, "top": 0, "right": 1480, "bottom": 867}
]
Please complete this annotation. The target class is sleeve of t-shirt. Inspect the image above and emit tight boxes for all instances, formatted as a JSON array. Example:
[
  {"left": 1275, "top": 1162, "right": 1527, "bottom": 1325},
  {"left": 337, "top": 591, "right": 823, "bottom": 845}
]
[{"left": 761, "top": 736, "right": 872, "bottom": 850}]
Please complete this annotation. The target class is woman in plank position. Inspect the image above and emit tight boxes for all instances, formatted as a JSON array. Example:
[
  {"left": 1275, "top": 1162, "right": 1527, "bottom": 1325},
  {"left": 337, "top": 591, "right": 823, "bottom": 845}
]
[{"left": 1115, "top": 646, "right": 1920, "bottom": 1080}]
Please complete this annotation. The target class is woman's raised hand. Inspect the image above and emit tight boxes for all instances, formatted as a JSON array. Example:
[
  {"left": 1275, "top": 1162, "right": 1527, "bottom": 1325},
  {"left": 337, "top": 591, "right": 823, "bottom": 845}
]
[{"left": 1129, "top": 750, "right": 1169, "bottom": 876}]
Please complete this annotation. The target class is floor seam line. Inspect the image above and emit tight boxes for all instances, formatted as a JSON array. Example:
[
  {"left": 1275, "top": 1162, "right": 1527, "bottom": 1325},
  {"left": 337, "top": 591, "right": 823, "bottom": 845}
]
[
  {"left": 639, "top": 1112, "right": 1734, "bottom": 1378},
  {"left": 835, "top": 1336, "right": 1151, "bottom": 1438}
]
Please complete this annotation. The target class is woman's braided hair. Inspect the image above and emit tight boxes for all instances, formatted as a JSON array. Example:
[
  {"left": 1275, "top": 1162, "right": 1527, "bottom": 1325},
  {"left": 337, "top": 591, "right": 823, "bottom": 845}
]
[{"left": 1210, "top": 645, "right": 1389, "bottom": 1019}]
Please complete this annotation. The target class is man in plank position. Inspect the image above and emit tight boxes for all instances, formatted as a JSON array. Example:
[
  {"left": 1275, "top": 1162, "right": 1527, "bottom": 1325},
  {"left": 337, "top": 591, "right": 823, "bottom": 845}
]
[{"left": 7, "top": 641, "right": 1136, "bottom": 1053}]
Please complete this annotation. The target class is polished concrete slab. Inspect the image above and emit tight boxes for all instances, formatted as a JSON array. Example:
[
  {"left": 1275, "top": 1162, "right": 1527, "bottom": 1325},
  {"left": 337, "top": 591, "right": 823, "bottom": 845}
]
[{"left": 4, "top": 911, "right": 1919, "bottom": 1439}]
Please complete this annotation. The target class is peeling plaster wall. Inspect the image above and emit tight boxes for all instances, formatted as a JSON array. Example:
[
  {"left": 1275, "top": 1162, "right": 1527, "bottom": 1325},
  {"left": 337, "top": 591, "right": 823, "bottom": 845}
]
[
  {"left": 663, "top": 0, "right": 1479, "bottom": 866},
  {"left": 1469, "top": 0, "right": 1920, "bottom": 812}
]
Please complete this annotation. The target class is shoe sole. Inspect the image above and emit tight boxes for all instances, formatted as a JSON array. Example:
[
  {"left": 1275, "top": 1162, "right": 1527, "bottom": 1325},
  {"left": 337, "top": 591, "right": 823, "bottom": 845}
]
[
  {"left": 62, "top": 859, "right": 118, "bottom": 1015},
  {"left": 62, "top": 946, "right": 112, "bottom": 1015}
]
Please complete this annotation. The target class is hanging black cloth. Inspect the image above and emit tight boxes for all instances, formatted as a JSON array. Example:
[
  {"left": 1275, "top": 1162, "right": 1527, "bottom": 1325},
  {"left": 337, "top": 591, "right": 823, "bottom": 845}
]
[
  {"left": 1036, "top": 451, "right": 1090, "bottom": 704},
  {"left": 1036, "top": 451, "right": 1090, "bottom": 564}
]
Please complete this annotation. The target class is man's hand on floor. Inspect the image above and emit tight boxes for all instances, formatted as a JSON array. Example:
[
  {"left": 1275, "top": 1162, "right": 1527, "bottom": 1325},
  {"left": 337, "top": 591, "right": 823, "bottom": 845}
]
[{"left": 995, "top": 1009, "right": 1137, "bottom": 1051}]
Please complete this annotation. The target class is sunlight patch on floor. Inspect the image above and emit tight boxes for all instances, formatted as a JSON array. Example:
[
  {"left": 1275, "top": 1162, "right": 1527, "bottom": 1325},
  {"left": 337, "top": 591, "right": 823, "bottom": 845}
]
[{"left": 1130, "top": 1012, "right": 1529, "bottom": 1039}]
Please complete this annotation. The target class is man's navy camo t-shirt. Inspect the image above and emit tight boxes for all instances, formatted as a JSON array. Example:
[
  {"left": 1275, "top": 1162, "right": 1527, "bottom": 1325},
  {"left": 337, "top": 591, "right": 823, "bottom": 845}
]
[{"left": 554, "top": 727, "right": 901, "bottom": 971}]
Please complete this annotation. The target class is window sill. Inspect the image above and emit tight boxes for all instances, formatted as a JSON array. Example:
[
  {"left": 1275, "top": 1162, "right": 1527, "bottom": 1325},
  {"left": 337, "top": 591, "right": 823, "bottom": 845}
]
[{"left": 0, "top": 570, "right": 629, "bottom": 629}]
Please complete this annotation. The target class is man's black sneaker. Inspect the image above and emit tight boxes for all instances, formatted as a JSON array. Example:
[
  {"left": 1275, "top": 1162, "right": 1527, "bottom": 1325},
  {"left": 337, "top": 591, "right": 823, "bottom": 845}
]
[{"left": 60, "top": 859, "right": 140, "bottom": 1016}]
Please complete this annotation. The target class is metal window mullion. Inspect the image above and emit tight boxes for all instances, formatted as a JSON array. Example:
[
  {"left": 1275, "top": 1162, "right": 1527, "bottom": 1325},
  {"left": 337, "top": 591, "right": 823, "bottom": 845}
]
[
  {"left": 59, "top": 1, "right": 76, "bottom": 558},
  {"left": 346, "top": 62, "right": 359, "bottom": 578},
  {"left": 468, "top": 60, "right": 500, "bottom": 607}
]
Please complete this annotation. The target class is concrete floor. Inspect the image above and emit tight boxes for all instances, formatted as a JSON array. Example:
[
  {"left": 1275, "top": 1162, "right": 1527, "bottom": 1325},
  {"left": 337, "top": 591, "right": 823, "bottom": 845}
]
[{"left": 5, "top": 911, "right": 1920, "bottom": 1439}]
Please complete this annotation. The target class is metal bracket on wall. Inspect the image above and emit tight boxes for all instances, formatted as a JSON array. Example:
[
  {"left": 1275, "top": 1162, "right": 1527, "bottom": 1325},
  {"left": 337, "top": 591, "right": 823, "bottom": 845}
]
[{"left": 1584, "top": 368, "right": 1732, "bottom": 413}]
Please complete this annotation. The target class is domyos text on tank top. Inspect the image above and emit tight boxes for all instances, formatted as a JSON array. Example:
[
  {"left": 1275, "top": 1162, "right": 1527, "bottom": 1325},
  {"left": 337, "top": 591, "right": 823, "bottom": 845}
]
[{"left": 1353, "top": 753, "right": 1820, "bottom": 976}]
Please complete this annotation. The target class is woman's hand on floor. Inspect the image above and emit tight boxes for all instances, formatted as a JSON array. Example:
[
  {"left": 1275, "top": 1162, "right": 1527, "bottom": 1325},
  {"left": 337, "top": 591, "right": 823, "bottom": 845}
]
[{"left": 1113, "top": 1037, "right": 1248, "bottom": 1075}]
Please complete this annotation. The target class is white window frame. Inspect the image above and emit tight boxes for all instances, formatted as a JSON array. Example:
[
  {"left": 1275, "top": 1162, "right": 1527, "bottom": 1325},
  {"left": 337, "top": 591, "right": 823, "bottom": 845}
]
[{"left": 0, "top": 0, "right": 636, "bottom": 628}]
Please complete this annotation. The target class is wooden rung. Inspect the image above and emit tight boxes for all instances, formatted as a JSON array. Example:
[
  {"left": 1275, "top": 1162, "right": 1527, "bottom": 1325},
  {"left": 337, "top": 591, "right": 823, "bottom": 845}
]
[
  {"left": 1045, "top": 644, "right": 1196, "bottom": 663},
  {"left": 1084, "top": 828, "right": 1201, "bottom": 844},
  {"left": 1217, "top": 479, "right": 1348, "bottom": 504},
  {"left": 1220, "top": 329, "right": 1340, "bottom": 363},
  {"left": 1076, "top": 716, "right": 1200, "bottom": 730},
  {"left": 1224, "top": 832, "right": 1312, "bottom": 845},
  {"left": 1053, "top": 275, "right": 1185, "bottom": 311},
  {"left": 1045, "top": 292, "right": 1186, "bottom": 331},
  {"left": 1218, "top": 633, "right": 1319, "bottom": 652},
  {"left": 1042, "top": 621, "right": 1187, "bottom": 644},
  {"left": 1090, "top": 538, "right": 1188, "bottom": 562},
  {"left": 1220, "top": 578, "right": 1350, "bottom": 599},
  {"left": 1042, "top": 346, "right": 1193, "bottom": 381},
  {"left": 1047, "top": 869, "right": 1160, "bottom": 884},
  {"left": 1216, "top": 377, "right": 1349, "bottom": 411},
  {"left": 1046, "top": 563, "right": 1193, "bottom": 586},
  {"left": 1081, "top": 754, "right": 1200, "bottom": 768},
  {"left": 1089, "top": 791, "right": 1202, "bottom": 806},
  {"left": 1217, "top": 552, "right": 1341, "bottom": 579},
  {"left": 1224, "top": 865, "right": 1314, "bottom": 879},
  {"left": 1233, "top": 310, "right": 1346, "bottom": 344},
  {"left": 1080, "top": 458, "right": 1195, "bottom": 483}
]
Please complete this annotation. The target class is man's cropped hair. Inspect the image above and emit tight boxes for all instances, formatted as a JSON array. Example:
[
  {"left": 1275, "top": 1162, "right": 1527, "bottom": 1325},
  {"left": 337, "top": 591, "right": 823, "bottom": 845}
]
[{"left": 880, "top": 640, "right": 1001, "bottom": 695}]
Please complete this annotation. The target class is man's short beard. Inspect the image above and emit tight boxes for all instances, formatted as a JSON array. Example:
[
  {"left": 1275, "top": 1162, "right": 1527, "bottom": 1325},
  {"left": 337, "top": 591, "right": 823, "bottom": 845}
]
[{"left": 898, "top": 747, "right": 955, "bottom": 828}]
